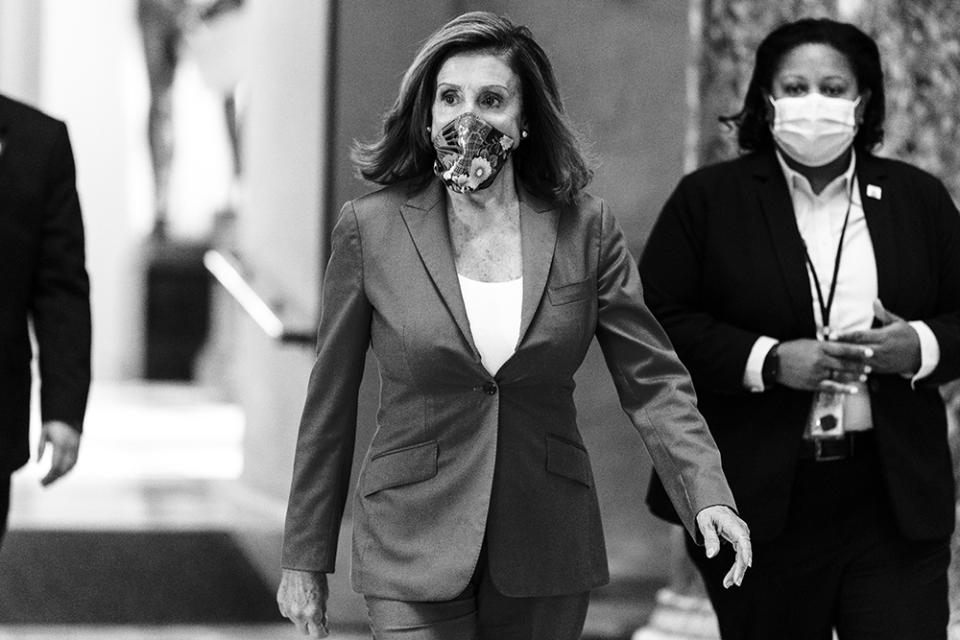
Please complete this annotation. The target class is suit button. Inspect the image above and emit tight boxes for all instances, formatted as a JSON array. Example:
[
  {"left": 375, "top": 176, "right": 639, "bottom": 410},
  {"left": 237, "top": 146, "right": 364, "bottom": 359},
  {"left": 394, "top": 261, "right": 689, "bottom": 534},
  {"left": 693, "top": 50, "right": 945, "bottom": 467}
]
[{"left": 482, "top": 382, "right": 498, "bottom": 395}]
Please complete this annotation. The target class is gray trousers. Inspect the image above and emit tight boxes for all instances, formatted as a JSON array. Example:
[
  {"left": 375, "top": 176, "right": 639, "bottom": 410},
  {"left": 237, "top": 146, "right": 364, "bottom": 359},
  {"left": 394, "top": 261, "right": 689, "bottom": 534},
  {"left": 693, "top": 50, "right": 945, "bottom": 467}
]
[{"left": 365, "top": 543, "right": 591, "bottom": 640}]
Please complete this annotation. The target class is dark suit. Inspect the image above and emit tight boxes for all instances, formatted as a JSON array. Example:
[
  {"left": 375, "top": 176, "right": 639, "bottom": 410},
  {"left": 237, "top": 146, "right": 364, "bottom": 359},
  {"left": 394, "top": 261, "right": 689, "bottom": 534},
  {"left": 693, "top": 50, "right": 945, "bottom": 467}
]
[
  {"left": 641, "top": 151, "right": 960, "bottom": 639},
  {"left": 282, "top": 178, "right": 735, "bottom": 609},
  {"left": 0, "top": 95, "right": 91, "bottom": 538}
]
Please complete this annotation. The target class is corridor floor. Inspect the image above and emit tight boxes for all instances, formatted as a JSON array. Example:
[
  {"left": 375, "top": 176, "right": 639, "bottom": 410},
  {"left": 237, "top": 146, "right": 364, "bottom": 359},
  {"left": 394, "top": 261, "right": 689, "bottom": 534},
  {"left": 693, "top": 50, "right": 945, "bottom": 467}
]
[{"left": 0, "top": 382, "right": 659, "bottom": 640}]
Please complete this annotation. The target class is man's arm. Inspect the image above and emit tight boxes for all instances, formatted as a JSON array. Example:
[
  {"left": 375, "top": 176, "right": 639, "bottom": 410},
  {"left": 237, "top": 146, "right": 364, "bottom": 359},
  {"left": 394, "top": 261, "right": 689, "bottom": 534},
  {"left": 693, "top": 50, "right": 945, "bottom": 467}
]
[{"left": 31, "top": 122, "right": 91, "bottom": 484}]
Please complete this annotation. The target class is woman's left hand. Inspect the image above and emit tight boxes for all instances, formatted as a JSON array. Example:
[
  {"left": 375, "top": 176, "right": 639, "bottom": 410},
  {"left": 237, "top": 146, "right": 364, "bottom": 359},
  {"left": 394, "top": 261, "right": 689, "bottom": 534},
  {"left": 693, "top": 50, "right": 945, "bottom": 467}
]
[
  {"left": 834, "top": 300, "right": 921, "bottom": 376},
  {"left": 696, "top": 505, "right": 752, "bottom": 588}
]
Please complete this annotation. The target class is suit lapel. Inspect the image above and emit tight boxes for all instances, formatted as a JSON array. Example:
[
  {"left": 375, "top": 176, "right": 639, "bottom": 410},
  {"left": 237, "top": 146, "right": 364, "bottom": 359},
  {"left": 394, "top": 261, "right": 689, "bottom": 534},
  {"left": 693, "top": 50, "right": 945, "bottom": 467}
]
[
  {"left": 750, "top": 152, "right": 895, "bottom": 334},
  {"left": 517, "top": 186, "right": 559, "bottom": 346},
  {"left": 857, "top": 157, "right": 896, "bottom": 305},
  {"left": 399, "top": 179, "right": 559, "bottom": 360},
  {"left": 399, "top": 180, "right": 480, "bottom": 358},
  {"left": 751, "top": 153, "right": 816, "bottom": 335}
]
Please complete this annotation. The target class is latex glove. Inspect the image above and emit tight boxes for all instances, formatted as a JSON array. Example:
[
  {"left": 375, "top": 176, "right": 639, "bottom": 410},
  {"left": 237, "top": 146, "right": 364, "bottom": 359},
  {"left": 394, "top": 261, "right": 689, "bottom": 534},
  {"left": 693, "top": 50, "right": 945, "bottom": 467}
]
[
  {"left": 776, "top": 338, "right": 871, "bottom": 394},
  {"left": 834, "top": 300, "right": 921, "bottom": 376},
  {"left": 696, "top": 505, "right": 752, "bottom": 588}
]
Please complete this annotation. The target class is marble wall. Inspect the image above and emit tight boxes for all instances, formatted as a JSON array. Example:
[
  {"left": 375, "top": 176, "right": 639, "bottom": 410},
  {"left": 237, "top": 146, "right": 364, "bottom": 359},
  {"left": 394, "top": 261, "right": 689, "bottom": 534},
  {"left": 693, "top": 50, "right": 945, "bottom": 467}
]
[{"left": 695, "top": 0, "right": 960, "bottom": 203}]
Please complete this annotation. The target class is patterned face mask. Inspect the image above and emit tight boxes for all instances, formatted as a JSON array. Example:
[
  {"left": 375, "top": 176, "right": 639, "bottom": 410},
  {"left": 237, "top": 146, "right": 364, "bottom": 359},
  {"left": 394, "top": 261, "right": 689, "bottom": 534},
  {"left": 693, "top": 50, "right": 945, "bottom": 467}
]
[{"left": 431, "top": 113, "right": 516, "bottom": 193}]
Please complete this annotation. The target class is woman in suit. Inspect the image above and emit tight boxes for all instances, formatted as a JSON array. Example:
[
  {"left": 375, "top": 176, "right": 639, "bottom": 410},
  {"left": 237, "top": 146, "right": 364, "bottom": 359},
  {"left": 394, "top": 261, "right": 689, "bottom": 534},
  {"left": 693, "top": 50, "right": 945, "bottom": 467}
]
[
  {"left": 641, "top": 18, "right": 960, "bottom": 640},
  {"left": 277, "top": 12, "right": 750, "bottom": 640}
]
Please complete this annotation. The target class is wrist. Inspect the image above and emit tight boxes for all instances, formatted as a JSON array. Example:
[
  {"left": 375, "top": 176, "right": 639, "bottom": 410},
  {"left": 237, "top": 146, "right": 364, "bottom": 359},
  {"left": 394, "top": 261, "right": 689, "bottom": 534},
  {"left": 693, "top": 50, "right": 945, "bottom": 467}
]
[{"left": 761, "top": 343, "right": 780, "bottom": 388}]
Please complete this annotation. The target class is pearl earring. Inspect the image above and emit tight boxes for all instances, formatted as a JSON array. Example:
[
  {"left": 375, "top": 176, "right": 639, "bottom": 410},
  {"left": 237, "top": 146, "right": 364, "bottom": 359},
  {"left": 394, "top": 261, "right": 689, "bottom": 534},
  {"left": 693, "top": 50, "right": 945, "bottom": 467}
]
[{"left": 521, "top": 130, "right": 529, "bottom": 139}]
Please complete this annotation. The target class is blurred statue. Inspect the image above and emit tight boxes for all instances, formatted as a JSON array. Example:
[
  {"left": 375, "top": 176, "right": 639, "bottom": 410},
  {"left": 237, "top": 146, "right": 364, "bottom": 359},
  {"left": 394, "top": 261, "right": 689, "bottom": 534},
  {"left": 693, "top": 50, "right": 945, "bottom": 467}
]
[{"left": 137, "top": 0, "right": 244, "bottom": 240}]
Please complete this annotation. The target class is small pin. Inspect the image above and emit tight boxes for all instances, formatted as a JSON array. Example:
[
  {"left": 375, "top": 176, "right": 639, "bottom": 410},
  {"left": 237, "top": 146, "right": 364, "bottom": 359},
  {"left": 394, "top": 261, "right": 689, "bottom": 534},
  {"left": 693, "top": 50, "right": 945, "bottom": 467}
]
[{"left": 866, "top": 184, "right": 882, "bottom": 200}]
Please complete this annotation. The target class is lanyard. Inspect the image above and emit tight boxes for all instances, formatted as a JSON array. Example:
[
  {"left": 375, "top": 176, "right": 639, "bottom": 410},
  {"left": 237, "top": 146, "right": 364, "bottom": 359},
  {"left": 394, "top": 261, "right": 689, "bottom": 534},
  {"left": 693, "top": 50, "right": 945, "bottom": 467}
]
[{"left": 801, "top": 175, "right": 856, "bottom": 334}]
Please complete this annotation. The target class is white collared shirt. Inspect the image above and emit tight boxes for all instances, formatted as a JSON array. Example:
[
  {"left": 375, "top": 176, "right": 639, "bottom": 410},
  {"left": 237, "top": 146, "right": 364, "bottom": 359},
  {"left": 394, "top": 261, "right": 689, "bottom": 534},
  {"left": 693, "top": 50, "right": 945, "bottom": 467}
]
[{"left": 743, "top": 152, "right": 940, "bottom": 431}]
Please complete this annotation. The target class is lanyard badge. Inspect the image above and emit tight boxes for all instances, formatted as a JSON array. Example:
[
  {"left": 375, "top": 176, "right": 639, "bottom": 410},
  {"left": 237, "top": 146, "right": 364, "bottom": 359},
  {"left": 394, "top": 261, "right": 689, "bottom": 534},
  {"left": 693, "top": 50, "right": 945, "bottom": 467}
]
[
  {"left": 802, "top": 171, "right": 856, "bottom": 443},
  {"left": 805, "top": 326, "right": 846, "bottom": 441}
]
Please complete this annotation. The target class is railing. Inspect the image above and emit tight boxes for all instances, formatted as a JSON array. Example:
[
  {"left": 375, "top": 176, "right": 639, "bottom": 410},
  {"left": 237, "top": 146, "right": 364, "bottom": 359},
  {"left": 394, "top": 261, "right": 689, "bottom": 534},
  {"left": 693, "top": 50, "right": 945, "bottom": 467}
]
[{"left": 203, "top": 250, "right": 315, "bottom": 346}]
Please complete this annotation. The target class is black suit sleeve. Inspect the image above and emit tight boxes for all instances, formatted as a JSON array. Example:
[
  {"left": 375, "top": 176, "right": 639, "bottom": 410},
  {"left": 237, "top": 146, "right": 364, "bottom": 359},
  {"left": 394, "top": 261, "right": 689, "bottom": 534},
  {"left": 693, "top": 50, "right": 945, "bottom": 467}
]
[
  {"left": 640, "top": 177, "right": 762, "bottom": 395},
  {"left": 920, "top": 180, "right": 960, "bottom": 386},
  {"left": 30, "top": 122, "right": 91, "bottom": 429}
]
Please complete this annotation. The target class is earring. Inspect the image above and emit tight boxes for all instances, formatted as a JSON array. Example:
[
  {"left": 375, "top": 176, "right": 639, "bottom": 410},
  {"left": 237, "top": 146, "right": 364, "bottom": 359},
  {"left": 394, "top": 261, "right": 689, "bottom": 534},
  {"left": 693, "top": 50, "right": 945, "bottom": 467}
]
[
  {"left": 521, "top": 129, "right": 529, "bottom": 139},
  {"left": 426, "top": 125, "right": 432, "bottom": 133}
]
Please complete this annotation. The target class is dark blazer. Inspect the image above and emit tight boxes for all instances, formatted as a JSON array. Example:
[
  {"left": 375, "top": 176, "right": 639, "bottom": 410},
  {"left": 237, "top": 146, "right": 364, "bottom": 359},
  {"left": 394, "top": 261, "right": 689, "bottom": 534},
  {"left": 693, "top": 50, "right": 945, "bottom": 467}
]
[
  {"left": 641, "top": 151, "right": 960, "bottom": 543},
  {"left": 282, "top": 178, "right": 735, "bottom": 600},
  {"left": 0, "top": 95, "right": 91, "bottom": 474}
]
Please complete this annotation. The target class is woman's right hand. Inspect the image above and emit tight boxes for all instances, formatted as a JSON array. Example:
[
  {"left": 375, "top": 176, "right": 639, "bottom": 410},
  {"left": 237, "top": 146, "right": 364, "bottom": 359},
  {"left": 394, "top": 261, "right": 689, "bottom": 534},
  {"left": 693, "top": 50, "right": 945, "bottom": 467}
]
[
  {"left": 277, "top": 569, "right": 330, "bottom": 638},
  {"left": 775, "top": 338, "right": 872, "bottom": 393}
]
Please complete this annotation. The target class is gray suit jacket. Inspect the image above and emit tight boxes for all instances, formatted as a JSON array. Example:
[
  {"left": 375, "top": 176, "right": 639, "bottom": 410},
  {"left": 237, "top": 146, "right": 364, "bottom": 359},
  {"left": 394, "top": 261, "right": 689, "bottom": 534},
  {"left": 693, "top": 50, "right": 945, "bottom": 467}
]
[{"left": 282, "top": 177, "right": 735, "bottom": 600}]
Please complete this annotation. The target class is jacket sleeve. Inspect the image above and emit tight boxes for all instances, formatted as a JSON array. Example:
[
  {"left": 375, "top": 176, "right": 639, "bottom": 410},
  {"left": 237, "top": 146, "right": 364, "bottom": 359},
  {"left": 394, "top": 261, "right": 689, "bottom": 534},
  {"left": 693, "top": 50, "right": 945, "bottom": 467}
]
[
  {"left": 282, "top": 202, "right": 372, "bottom": 572},
  {"left": 920, "top": 179, "right": 960, "bottom": 386},
  {"left": 30, "top": 122, "right": 91, "bottom": 430},
  {"left": 594, "top": 201, "right": 736, "bottom": 541},
  {"left": 639, "top": 178, "right": 763, "bottom": 394}
]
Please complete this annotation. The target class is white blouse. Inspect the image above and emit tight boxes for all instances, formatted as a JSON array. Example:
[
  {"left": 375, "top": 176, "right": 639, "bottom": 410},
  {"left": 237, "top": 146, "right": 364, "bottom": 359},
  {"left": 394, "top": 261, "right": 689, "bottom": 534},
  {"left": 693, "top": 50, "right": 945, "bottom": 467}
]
[{"left": 457, "top": 274, "right": 523, "bottom": 376}]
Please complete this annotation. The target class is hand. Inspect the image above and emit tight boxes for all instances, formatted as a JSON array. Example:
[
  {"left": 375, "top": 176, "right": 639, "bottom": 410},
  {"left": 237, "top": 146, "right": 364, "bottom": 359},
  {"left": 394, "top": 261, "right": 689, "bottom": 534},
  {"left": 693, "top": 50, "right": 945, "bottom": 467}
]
[
  {"left": 696, "top": 505, "right": 752, "bottom": 588},
  {"left": 833, "top": 300, "right": 921, "bottom": 376},
  {"left": 277, "top": 569, "right": 329, "bottom": 638},
  {"left": 37, "top": 420, "right": 81, "bottom": 487},
  {"left": 775, "top": 338, "right": 871, "bottom": 393}
]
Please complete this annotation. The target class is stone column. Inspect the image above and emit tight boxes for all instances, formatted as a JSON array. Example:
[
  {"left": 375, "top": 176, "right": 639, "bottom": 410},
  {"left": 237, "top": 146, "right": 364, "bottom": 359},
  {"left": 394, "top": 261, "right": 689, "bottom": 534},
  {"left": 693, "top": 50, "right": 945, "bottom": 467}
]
[
  {"left": 0, "top": 0, "right": 42, "bottom": 102},
  {"left": 945, "top": 382, "right": 960, "bottom": 639},
  {"left": 632, "top": 528, "right": 719, "bottom": 640}
]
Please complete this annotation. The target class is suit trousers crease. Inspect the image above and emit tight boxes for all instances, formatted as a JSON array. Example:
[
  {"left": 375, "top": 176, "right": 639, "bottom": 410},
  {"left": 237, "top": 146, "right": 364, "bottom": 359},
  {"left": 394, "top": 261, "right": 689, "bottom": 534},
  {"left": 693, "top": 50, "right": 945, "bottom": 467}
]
[
  {"left": 364, "top": 540, "right": 591, "bottom": 640},
  {"left": 687, "top": 437, "right": 951, "bottom": 640}
]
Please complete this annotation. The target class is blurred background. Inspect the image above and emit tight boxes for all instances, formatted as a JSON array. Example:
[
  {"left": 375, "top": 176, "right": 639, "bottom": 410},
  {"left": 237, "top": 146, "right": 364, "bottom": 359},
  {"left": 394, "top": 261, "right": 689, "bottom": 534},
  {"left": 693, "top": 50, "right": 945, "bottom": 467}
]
[{"left": 0, "top": 1, "right": 956, "bottom": 639}]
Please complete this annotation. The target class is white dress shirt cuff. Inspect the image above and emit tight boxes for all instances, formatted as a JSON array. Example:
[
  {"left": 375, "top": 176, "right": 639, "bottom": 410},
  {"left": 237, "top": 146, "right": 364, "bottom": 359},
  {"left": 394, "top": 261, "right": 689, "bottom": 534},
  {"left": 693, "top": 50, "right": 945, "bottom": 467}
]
[
  {"left": 744, "top": 336, "right": 779, "bottom": 392},
  {"left": 907, "top": 321, "right": 940, "bottom": 384}
]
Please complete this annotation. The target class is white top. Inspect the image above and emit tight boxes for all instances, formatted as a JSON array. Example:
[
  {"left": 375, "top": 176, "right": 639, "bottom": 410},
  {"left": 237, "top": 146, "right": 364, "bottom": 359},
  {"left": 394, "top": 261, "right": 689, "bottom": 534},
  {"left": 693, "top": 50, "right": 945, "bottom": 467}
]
[
  {"left": 792, "top": 152, "right": 877, "bottom": 337},
  {"left": 458, "top": 274, "right": 523, "bottom": 376},
  {"left": 742, "top": 151, "right": 941, "bottom": 430}
]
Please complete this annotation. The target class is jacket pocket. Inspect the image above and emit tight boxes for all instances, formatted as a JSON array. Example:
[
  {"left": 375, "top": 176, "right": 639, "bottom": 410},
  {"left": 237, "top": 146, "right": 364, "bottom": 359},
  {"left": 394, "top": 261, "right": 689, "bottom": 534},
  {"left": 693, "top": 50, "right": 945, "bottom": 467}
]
[
  {"left": 547, "top": 278, "right": 592, "bottom": 305},
  {"left": 362, "top": 440, "right": 438, "bottom": 497},
  {"left": 546, "top": 434, "right": 593, "bottom": 487}
]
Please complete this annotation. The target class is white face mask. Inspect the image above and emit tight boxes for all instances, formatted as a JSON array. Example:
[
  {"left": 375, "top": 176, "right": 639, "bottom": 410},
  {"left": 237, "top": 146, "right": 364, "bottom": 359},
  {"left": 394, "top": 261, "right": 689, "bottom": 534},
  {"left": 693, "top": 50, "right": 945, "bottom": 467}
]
[{"left": 770, "top": 94, "right": 860, "bottom": 167}]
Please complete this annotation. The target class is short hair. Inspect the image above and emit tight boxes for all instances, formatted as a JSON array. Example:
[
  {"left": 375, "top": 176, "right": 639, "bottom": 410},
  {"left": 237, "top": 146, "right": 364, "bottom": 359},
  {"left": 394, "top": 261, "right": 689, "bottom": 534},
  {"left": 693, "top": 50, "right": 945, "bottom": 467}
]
[
  {"left": 721, "top": 18, "right": 885, "bottom": 154},
  {"left": 352, "top": 11, "right": 592, "bottom": 206}
]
